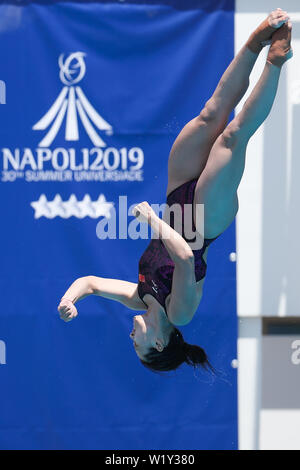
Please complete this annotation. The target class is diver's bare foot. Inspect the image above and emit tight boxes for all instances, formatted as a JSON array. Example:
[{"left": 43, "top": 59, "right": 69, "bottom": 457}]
[
  {"left": 246, "top": 8, "right": 290, "bottom": 54},
  {"left": 267, "top": 21, "right": 293, "bottom": 67}
]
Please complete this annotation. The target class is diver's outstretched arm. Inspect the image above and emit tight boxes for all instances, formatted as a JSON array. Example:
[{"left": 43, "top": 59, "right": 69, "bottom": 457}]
[{"left": 58, "top": 276, "right": 146, "bottom": 322}]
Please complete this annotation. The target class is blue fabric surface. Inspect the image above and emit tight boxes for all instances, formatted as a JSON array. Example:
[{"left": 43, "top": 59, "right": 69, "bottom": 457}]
[{"left": 0, "top": 0, "right": 237, "bottom": 449}]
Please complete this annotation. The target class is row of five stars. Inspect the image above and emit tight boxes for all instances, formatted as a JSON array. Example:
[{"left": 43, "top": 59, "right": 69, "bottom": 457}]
[{"left": 30, "top": 194, "right": 114, "bottom": 219}]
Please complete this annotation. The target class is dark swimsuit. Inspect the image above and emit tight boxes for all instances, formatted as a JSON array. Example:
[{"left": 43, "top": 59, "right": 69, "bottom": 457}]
[{"left": 137, "top": 179, "right": 218, "bottom": 315}]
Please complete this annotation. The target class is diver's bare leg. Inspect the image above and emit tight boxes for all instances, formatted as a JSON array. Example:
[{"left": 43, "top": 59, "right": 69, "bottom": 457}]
[
  {"left": 193, "top": 21, "right": 292, "bottom": 238},
  {"left": 167, "top": 8, "right": 290, "bottom": 194}
]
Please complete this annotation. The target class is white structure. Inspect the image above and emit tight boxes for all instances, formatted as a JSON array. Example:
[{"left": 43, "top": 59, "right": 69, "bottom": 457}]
[
  {"left": 235, "top": 0, "right": 300, "bottom": 450},
  {"left": 0, "top": 340, "right": 6, "bottom": 365},
  {"left": 0, "top": 80, "right": 5, "bottom": 104}
]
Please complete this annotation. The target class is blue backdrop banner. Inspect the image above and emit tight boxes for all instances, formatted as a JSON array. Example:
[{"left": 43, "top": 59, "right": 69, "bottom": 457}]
[{"left": 0, "top": 0, "right": 237, "bottom": 450}]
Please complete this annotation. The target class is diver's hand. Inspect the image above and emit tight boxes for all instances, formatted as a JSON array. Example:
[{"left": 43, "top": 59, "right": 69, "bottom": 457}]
[
  {"left": 58, "top": 298, "right": 78, "bottom": 322},
  {"left": 132, "top": 201, "right": 155, "bottom": 224},
  {"left": 268, "top": 8, "right": 290, "bottom": 29}
]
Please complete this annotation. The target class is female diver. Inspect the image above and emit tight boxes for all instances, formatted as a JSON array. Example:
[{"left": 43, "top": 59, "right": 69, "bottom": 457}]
[{"left": 58, "top": 9, "right": 292, "bottom": 372}]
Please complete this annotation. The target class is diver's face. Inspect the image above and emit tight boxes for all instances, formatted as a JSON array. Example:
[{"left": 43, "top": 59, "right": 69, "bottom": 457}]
[{"left": 130, "top": 314, "right": 157, "bottom": 359}]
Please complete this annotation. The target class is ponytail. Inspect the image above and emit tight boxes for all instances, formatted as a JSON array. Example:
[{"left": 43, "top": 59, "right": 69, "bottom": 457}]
[
  {"left": 183, "top": 342, "right": 215, "bottom": 372},
  {"left": 140, "top": 327, "right": 215, "bottom": 374}
]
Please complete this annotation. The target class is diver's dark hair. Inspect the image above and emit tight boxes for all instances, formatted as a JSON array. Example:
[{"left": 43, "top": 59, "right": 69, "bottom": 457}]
[{"left": 140, "top": 328, "right": 214, "bottom": 373}]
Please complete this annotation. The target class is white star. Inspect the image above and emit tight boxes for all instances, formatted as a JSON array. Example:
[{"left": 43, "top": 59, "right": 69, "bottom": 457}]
[
  {"left": 92, "top": 194, "right": 114, "bottom": 219},
  {"left": 48, "top": 194, "right": 66, "bottom": 218},
  {"left": 77, "top": 194, "right": 96, "bottom": 218},
  {"left": 63, "top": 194, "right": 81, "bottom": 218},
  {"left": 31, "top": 194, "right": 51, "bottom": 219}
]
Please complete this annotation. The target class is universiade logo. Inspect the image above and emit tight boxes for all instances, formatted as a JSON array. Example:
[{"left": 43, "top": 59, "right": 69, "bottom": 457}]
[
  {"left": 32, "top": 52, "right": 113, "bottom": 147},
  {"left": 1, "top": 52, "right": 144, "bottom": 183},
  {"left": 0, "top": 340, "right": 6, "bottom": 365},
  {"left": 0, "top": 80, "right": 6, "bottom": 104}
]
